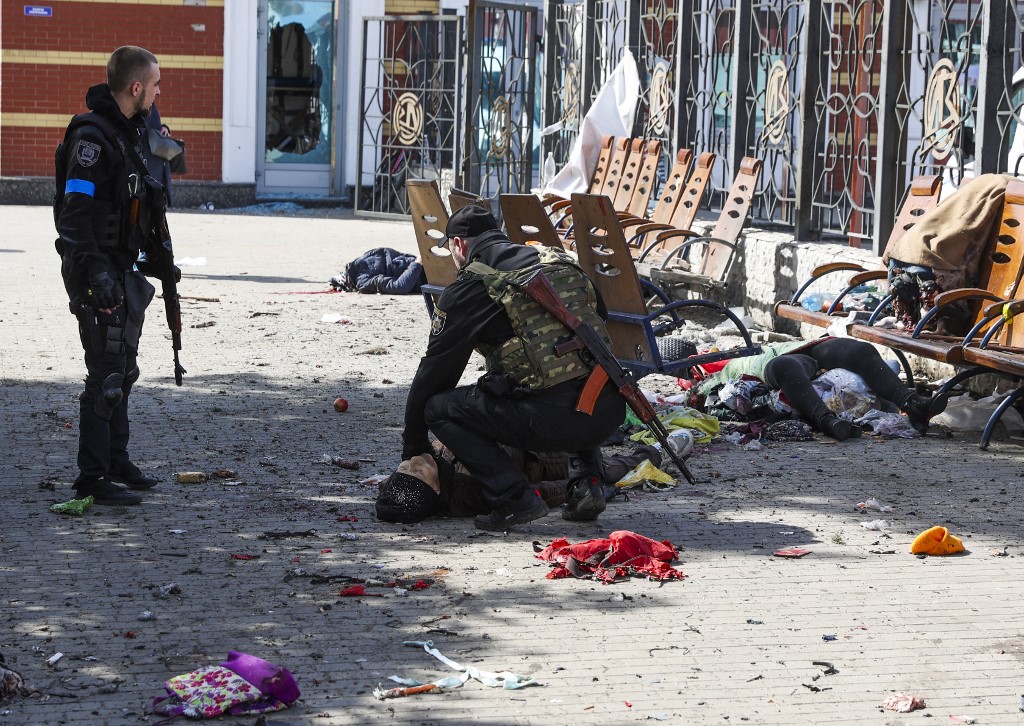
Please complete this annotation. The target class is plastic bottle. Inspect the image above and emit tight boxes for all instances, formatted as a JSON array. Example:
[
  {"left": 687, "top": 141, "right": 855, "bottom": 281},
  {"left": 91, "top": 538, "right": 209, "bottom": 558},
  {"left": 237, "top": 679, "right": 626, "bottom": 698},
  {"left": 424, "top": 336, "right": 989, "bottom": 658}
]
[
  {"left": 801, "top": 293, "right": 826, "bottom": 312},
  {"left": 542, "top": 152, "right": 556, "bottom": 189}
]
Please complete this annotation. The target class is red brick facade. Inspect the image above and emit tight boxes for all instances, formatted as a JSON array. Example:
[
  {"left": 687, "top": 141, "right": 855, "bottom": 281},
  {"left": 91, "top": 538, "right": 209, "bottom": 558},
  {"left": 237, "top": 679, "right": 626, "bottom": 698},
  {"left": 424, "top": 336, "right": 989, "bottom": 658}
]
[{"left": 0, "top": 0, "right": 224, "bottom": 180}]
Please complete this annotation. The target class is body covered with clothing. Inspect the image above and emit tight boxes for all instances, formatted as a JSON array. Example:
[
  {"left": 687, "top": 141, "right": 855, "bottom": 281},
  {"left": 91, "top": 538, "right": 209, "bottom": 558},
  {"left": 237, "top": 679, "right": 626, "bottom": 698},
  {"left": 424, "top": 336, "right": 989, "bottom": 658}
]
[{"left": 401, "top": 205, "right": 626, "bottom": 531}]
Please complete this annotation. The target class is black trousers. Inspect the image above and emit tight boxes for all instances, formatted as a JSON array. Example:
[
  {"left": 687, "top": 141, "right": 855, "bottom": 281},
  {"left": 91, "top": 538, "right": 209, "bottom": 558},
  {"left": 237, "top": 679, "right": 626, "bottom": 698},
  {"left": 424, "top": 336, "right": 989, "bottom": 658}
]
[
  {"left": 424, "top": 376, "right": 627, "bottom": 508},
  {"left": 762, "top": 338, "right": 912, "bottom": 425},
  {"left": 69, "top": 268, "right": 154, "bottom": 482}
]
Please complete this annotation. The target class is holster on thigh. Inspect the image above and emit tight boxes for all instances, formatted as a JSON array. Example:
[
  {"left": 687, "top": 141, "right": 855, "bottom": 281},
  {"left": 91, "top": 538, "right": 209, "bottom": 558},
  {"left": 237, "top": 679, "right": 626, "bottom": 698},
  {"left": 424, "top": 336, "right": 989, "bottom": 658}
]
[{"left": 78, "top": 313, "right": 126, "bottom": 357}]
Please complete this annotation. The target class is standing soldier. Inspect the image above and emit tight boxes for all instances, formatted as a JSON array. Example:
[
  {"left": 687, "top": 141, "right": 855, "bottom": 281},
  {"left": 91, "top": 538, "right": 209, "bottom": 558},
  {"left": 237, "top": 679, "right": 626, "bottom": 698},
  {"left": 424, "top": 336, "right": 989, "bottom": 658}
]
[
  {"left": 55, "top": 46, "right": 170, "bottom": 505},
  {"left": 401, "top": 205, "right": 626, "bottom": 531}
]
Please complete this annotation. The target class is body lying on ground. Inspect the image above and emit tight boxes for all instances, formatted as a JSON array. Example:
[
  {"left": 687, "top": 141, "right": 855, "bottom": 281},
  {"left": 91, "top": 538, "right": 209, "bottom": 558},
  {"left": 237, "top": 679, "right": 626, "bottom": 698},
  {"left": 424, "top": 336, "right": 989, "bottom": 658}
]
[
  {"left": 696, "top": 337, "right": 947, "bottom": 440},
  {"left": 375, "top": 443, "right": 661, "bottom": 524}
]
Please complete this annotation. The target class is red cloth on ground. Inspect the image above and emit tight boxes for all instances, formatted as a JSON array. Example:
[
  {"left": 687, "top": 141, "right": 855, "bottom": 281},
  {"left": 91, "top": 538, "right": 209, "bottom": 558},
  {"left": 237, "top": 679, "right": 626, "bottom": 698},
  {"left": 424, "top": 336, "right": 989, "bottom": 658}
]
[{"left": 535, "top": 530, "right": 684, "bottom": 583}]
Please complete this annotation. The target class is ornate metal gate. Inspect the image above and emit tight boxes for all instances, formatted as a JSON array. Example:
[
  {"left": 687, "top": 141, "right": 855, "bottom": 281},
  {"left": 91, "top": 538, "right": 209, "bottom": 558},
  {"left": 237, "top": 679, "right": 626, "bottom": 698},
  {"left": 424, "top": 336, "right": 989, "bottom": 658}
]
[
  {"left": 463, "top": 2, "right": 539, "bottom": 205},
  {"left": 356, "top": 15, "right": 462, "bottom": 218},
  {"left": 541, "top": 1, "right": 585, "bottom": 167}
]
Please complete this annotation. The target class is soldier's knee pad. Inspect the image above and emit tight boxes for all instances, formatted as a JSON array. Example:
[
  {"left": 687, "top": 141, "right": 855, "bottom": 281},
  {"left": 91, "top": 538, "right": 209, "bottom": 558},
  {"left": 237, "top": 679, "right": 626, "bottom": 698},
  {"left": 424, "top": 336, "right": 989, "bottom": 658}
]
[
  {"left": 123, "top": 365, "right": 140, "bottom": 394},
  {"left": 93, "top": 372, "right": 125, "bottom": 420}
]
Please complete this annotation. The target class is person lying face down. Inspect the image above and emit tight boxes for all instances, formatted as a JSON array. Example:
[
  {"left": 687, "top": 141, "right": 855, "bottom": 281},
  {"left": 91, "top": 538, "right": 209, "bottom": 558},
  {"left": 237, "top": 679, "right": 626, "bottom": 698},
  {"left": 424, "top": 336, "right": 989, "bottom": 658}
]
[{"left": 375, "top": 443, "right": 662, "bottom": 525}]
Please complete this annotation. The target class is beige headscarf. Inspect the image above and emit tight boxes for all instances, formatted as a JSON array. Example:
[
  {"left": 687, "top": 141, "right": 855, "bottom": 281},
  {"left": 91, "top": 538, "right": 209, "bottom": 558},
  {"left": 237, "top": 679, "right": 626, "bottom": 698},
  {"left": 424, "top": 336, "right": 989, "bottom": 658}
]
[{"left": 396, "top": 455, "right": 440, "bottom": 493}]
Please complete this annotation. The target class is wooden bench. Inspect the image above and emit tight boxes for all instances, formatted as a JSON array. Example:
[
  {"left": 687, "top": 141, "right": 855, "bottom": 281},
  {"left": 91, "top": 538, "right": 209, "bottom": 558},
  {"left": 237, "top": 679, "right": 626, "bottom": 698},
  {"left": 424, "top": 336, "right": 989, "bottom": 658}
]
[{"left": 774, "top": 175, "right": 944, "bottom": 330}]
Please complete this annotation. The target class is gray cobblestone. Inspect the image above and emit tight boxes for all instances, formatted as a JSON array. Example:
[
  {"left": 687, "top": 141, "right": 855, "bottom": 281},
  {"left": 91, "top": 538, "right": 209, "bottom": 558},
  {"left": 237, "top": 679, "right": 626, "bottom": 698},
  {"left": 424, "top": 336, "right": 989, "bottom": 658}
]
[{"left": 1, "top": 205, "right": 1023, "bottom": 724}]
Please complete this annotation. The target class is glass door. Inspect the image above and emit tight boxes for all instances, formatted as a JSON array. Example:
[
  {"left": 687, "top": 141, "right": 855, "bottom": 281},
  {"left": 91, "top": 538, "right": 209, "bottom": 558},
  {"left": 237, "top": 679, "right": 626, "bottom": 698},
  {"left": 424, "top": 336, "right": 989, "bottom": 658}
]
[{"left": 259, "top": 0, "right": 335, "bottom": 195}]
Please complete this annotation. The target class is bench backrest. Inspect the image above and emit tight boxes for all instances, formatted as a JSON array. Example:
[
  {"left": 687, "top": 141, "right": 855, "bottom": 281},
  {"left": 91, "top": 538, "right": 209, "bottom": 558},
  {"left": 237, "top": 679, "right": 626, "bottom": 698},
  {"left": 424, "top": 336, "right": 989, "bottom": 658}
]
[
  {"left": 406, "top": 179, "right": 459, "bottom": 287},
  {"left": 598, "top": 137, "right": 632, "bottom": 201},
  {"left": 647, "top": 148, "right": 693, "bottom": 225},
  {"left": 617, "top": 139, "right": 663, "bottom": 217},
  {"left": 499, "top": 194, "right": 565, "bottom": 249},
  {"left": 449, "top": 187, "right": 486, "bottom": 214},
  {"left": 882, "top": 175, "right": 943, "bottom": 258},
  {"left": 587, "top": 135, "right": 616, "bottom": 194},
  {"left": 669, "top": 151, "right": 716, "bottom": 232},
  {"left": 699, "top": 156, "right": 763, "bottom": 279},
  {"left": 977, "top": 179, "right": 1024, "bottom": 344},
  {"left": 571, "top": 193, "right": 654, "bottom": 362}
]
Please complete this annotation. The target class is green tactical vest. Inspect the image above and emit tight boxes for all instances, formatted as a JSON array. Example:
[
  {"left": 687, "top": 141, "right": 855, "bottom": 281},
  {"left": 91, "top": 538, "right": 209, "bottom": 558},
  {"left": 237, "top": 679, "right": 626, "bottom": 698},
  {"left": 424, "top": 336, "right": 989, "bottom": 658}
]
[{"left": 466, "top": 247, "right": 613, "bottom": 390}]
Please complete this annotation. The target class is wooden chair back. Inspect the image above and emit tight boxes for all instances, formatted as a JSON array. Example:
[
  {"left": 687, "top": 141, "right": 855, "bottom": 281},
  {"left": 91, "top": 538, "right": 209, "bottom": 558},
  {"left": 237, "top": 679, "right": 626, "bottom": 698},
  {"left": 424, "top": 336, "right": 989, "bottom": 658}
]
[
  {"left": 698, "top": 156, "right": 763, "bottom": 279},
  {"left": 670, "top": 152, "right": 716, "bottom": 231},
  {"left": 499, "top": 194, "right": 565, "bottom": 249},
  {"left": 975, "top": 180, "right": 1024, "bottom": 343},
  {"left": 617, "top": 139, "right": 662, "bottom": 217},
  {"left": 571, "top": 193, "right": 654, "bottom": 362},
  {"left": 882, "top": 175, "right": 943, "bottom": 258},
  {"left": 587, "top": 135, "right": 616, "bottom": 193},
  {"left": 449, "top": 187, "right": 486, "bottom": 213},
  {"left": 406, "top": 179, "right": 459, "bottom": 287},
  {"left": 598, "top": 137, "right": 632, "bottom": 201},
  {"left": 647, "top": 148, "right": 693, "bottom": 226}
]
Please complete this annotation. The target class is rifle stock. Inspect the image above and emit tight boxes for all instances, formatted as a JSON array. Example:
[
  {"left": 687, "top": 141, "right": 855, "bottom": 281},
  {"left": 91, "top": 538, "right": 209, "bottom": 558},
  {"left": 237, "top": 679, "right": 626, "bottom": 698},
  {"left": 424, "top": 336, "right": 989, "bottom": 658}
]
[{"left": 516, "top": 272, "right": 697, "bottom": 485}]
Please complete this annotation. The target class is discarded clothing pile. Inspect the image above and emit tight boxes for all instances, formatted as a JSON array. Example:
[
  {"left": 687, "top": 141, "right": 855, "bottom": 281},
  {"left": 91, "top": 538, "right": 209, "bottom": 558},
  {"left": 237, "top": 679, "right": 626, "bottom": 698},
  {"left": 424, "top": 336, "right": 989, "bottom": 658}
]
[
  {"left": 151, "top": 651, "right": 299, "bottom": 719},
  {"left": 331, "top": 247, "right": 425, "bottom": 294},
  {"left": 534, "top": 530, "right": 684, "bottom": 583}
]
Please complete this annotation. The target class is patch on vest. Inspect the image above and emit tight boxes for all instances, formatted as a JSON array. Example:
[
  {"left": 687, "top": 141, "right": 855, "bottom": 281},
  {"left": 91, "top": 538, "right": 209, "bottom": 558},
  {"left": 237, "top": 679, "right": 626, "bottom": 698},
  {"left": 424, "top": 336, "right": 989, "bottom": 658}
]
[
  {"left": 76, "top": 140, "right": 101, "bottom": 168},
  {"left": 430, "top": 307, "right": 447, "bottom": 336}
]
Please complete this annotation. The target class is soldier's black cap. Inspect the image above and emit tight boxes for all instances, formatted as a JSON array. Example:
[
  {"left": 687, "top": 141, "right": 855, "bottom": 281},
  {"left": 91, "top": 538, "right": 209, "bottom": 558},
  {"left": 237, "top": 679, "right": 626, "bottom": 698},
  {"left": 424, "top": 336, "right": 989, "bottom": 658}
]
[{"left": 440, "top": 204, "right": 499, "bottom": 247}]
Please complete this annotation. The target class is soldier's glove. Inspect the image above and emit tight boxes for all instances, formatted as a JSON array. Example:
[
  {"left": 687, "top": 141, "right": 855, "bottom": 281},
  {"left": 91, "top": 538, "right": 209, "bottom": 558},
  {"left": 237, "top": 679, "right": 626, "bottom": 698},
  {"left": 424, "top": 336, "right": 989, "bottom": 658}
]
[{"left": 87, "top": 271, "right": 124, "bottom": 309}]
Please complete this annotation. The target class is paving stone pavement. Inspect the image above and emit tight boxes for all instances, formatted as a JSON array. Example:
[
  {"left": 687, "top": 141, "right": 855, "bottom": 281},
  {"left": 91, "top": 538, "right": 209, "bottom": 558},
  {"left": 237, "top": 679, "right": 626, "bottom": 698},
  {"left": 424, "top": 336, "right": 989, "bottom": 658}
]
[{"left": 1, "top": 205, "right": 1023, "bottom": 726}]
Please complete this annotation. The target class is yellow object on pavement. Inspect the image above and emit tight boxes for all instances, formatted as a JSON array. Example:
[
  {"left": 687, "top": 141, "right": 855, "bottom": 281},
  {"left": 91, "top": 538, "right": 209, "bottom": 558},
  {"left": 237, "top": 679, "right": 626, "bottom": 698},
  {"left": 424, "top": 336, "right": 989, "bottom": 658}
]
[
  {"left": 614, "top": 460, "right": 677, "bottom": 490},
  {"left": 630, "top": 406, "right": 719, "bottom": 445},
  {"left": 910, "top": 526, "right": 965, "bottom": 555}
]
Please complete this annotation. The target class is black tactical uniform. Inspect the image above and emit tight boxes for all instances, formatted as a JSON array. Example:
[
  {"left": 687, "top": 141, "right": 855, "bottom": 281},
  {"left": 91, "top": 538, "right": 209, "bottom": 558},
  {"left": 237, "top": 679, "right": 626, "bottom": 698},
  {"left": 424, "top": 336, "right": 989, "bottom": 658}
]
[
  {"left": 56, "top": 83, "right": 160, "bottom": 504},
  {"left": 402, "top": 207, "right": 626, "bottom": 530}
]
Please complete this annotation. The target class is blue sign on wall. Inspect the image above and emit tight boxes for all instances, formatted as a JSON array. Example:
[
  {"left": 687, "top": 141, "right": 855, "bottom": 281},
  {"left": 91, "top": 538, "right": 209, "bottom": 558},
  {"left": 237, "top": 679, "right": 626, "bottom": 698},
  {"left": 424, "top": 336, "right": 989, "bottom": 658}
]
[{"left": 25, "top": 6, "right": 53, "bottom": 16}]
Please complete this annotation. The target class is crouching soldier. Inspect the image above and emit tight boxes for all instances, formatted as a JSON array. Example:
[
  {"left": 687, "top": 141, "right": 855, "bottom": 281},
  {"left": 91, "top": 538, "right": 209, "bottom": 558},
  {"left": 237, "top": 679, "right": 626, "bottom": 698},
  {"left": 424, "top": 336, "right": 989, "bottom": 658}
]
[{"left": 401, "top": 205, "right": 626, "bottom": 531}]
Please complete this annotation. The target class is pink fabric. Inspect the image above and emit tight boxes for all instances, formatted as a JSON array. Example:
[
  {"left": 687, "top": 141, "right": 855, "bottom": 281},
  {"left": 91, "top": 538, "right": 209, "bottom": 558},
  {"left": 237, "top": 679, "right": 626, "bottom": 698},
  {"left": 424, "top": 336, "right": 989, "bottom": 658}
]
[{"left": 535, "top": 530, "right": 684, "bottom": 583}]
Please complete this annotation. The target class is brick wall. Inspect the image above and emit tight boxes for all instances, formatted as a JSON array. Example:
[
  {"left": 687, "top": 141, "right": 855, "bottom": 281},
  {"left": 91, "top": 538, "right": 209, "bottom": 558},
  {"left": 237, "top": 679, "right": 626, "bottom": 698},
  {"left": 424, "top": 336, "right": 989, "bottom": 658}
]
[
  {"left": 385, "top": 0, "right": 440, "bottom": 14},
  {"left": 0, "top": 0, "right": 224, "bottom": 181}
]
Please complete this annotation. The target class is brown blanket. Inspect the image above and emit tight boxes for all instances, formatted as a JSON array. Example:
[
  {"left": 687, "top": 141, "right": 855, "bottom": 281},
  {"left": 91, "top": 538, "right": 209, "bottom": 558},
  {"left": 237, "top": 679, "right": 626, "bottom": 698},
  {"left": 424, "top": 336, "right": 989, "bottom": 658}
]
[{"left": 884, "top": 174, "right": 1014, "bottom": 271}]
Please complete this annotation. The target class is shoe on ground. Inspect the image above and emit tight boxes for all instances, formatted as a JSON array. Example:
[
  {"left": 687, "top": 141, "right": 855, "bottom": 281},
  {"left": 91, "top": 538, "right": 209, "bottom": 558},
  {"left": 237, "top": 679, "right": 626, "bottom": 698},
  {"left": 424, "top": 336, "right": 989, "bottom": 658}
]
[
  {"left": 74, "top": 477, "right": 142, "bottom": 506},
  {"left": 474, "top": 489, "right": 549, "bottom": 532},
  {"left": 818, "top": 413, "right": 862, "bottom": 441},
  {"left": 902, "top": 392, "right": 950, "bottom": 433},
  {"left": 562, "top": 476, "right": 607, "bottom": 522},
  {"left": 109, "top": 462, "right": 159, "bottom": 490}
]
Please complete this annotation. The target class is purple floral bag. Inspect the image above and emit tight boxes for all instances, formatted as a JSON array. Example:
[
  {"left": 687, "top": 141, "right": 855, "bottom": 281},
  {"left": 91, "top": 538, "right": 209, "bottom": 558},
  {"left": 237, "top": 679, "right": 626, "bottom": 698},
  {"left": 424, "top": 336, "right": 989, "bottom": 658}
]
[{"left": 151, "top": 652, "right": 299, "bottom": 721}]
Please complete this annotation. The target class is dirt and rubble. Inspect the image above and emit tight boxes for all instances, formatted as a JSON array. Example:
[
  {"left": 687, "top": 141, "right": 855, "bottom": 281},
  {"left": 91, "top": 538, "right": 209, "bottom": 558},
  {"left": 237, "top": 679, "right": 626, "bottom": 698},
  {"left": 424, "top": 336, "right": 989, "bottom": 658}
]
[{"left": 1, "top": 205, "right": 1023, "bottom": 725}]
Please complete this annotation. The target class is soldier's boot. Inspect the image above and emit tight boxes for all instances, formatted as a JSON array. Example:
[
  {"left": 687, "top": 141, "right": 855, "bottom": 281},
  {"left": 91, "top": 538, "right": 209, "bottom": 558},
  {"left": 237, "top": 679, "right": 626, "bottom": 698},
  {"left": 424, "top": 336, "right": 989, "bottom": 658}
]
[
  {"left": 562, "top": 475, "right": 607, "bottom": 521},
  {"left": 474, "top": 488, "right": 549, "bottom": 532}
]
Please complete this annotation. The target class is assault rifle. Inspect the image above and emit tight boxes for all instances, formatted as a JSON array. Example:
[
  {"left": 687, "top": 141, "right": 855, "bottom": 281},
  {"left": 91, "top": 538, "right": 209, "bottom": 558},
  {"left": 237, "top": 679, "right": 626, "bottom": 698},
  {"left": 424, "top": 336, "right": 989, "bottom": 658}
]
[
  {"left": 141, "top": 176, "right": 186, "bottom": 386},
  {"left": 511, "top": 270, "right": 697, "bottom": 485}
]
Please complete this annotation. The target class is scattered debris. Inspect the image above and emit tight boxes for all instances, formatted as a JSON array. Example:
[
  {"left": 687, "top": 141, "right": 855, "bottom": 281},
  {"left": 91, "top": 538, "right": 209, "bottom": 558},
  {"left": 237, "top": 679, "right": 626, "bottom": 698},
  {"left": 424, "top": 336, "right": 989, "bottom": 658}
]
[
  {"left": 190, "top": 321, "right": 216, "bottom": 329},
  {"left": 857, "top": 497, "right": 894, "bottom": 513},
  {"left": 812, "top": 661, "right": 838, "bottom": 675},
  {"left": 881, "top": 692, "right": 926, "bottom": 712},
  {"left": 175, "top": 472, "right": 208, "bottom": 484},
  {"left": 259, "top": 529, "right": 317, "bottom": 540},
  {"left": 231, "top": 554, "right": 259, "bottom": 561},
  {"left": 535, "top": 531, "right": 684, "bottom": 583},
  {"left": 49, "top": 496, "right": 93, "bottom": 516},
  {"left": 861, "top": 519, "right": 889, "bottom": 531},
  {"left": 211, "top": 469, "right": 237, "bottom": 479},
  {"left": 320, "top": 314, "right": 352, "bottom": 324},
  {"left": 158, "top": 583, "right": 181, "bottom": 598},
  {"left": 138, "top": 611, "right": 155, "bottom": 621},
  {"left": 333, "top": 397, "right": 349, "bottom": 412},
  {"left": 773, "top": 548, "right": 811, "bottom": 558},
  {"left": 746, "top": 619, "right": 763, "bottom": 625},
  {"left": 45, "top": 653, "right": 64, "bottom": 667},
  {"left": 910, "top": 526, "right": 965, "bottom": 555},
  {"left": 821, "top": 634, "right": 837, "bottom": 642},
  {"left": 322, "top": 455, "right": 359, "bottom": 470}
]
